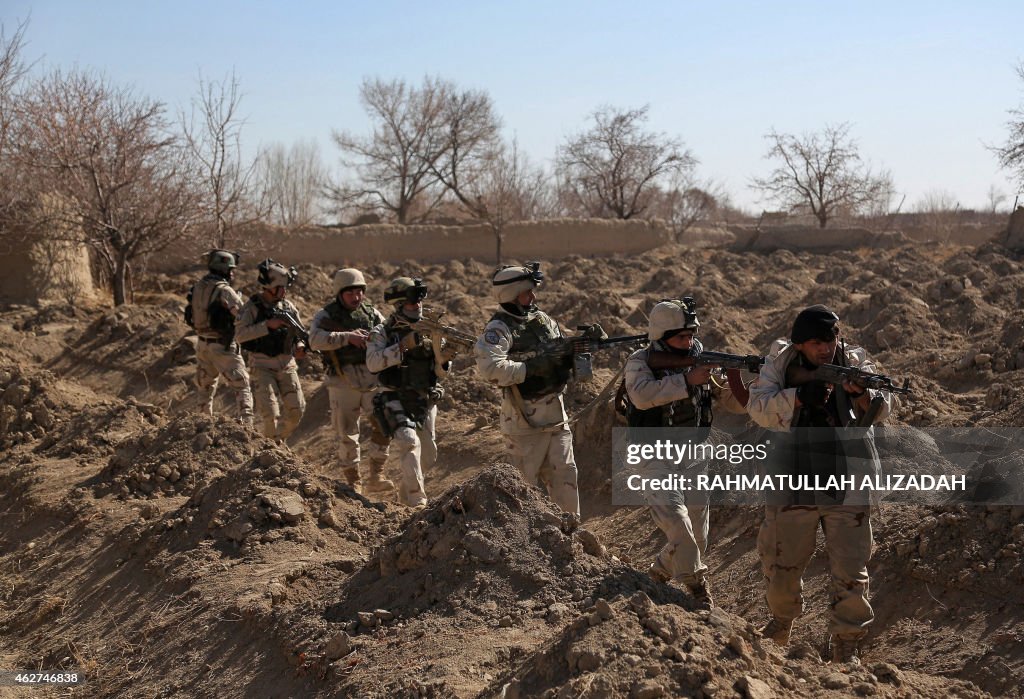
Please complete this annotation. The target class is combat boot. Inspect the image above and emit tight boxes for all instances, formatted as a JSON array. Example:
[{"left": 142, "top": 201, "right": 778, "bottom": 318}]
[
  {"left": 365, "top": 463, "right": 395, "bottom": 494},
  {"left": 831, "top": 636, "right": 861, "bottom": 665},
  {"left": 760, "top": 616, "right": 794, "bottom": 646},
  {"left": 688, "top": 581, "right": 714, "bottom": 610},
  {"left": 648, "top": 560, "right": 671, "bottom": 584},
  {"left": 342, "top": 467, "right": 362, "bottom": 494}
]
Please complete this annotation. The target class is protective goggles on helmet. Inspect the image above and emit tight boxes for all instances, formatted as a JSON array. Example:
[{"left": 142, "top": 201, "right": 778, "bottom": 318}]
[
  {"left": 257, "top": 259, "right": 297, "bottom": 289},
  {"left": 385, "top": 278, "right": 429, "bottom": 304},
  {"left": 662, "top": 296, "right": 700, "bottom": 329},
  {"left": 494, "top": 261, "right": 544, "bottom": 287},
  {"left": 405, "top": 279, "right": 428, "bottom": 303}
]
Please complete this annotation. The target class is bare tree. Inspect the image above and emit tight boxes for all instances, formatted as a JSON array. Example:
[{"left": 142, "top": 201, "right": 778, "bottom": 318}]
[
  {"left": 440, "top": 134, "right": 550, "bottom": 264},
  {"left": 915, "top": 189, "right": 960, "bottom": 242},
  {"left": 180, "top": 70, "right": 264, "bottom": 247},
  {"left": 431, "top": 85, "right": 501, "bottom": 204},
  {"left": 986, "top": 183, "right": 1009, "bottom": 214},
  {"left": 556, "top": 105, "right": 695, "bottom": 220},
  {"left": 257, "top": 139, "right": 327, "bottom": 228},
  {"left": 752, "top": 122, "right": 893, "bottom": 228},
  {"left": 12, "top": 69, "right": 201, "bottom": 306},
  {"left": 0, "top": 18, "right": 31, "bottom": 221},
  {"left": 649, "top": 174, "right": 728, "bottom": 241},
  {"left": 329, "top": 76, "right": 451, "bottom": 223},
  {"left": 994, "top": 62, "right": 1024, "bottom": 192}
]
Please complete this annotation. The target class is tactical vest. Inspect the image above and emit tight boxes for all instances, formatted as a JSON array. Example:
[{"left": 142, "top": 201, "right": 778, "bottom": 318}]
[
  {"left": 626, "top": 342, "right": 712, "bottom": 428},
  {"left": 628, "top": 383, "right": 707, "bottom": 427},
  {"left": 239, "top": 295, "right": 291, "bottom": 357},
  {"left": 190, "top": 274, "right": 235, "bottom": 341},
  {"left": 321, "top": 300, "right": 378, "bottom": 373},
  {"left": 497, "top": 310, "right": 570, "bottom": 399},
  {"left": 377, "top": 320, "right": 437, "bottom": 395}
]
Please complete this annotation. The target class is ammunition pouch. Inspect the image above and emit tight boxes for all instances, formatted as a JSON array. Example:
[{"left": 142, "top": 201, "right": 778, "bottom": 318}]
[
  {"left": 371, "top": 393, "right": 400, "bottom": 439},
  {"left": 520, "top": 353, "right": 572, "bottom": 400},
  {"left": 372, "top": 392, "right": 423, "bottom": 437},
  {"left": 208, "top": 302, "right": 235, "bottom": 349}
]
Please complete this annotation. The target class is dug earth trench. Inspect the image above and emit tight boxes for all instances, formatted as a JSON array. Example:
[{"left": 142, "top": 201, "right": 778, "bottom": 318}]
[{"left": 0, "top": 242, "right": 1021, "bottom": 697}]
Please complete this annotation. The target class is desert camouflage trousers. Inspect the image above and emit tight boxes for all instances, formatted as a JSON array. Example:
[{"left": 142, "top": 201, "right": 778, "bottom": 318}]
[
  {"left": 757, "top": 504, "right": 874, "bottom": 640},
  {"left": 326, "top": 376, "right": 390, "bottom": 479},
  {"left": 250, "top": 355, "right": 305, "bottom": 440},
  {"left": 382, "top": 398, "right": 436, "bottom": 507},
  {"left": 501, "top": 390, "right": 580, "bottom": 517},
  {"left": 195, "top": 339, "right": 253, "bottom": 424},
  {"left": 646, "top": 472, "right": 710, "bottom": 587}
]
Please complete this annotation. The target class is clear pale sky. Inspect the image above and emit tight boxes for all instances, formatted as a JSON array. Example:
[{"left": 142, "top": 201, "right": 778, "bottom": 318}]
[{"left": 5, "top": 1, "right": 1023, "bottom": 212}]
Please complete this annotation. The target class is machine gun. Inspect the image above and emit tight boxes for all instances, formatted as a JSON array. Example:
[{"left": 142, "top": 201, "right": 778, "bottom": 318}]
[{"left": 509, "top": 324, "right": 647, "bottom": 382}]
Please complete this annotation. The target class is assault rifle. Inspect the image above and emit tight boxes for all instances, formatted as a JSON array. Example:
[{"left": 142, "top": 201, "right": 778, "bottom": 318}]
[
  {"left": 785, "top": 363, "right": 912, "bottom": 396},
  {"left": 270, "top": 308, "right": 310, "bottom": 348},
  {"left": 647, "top": 349, "right": 765, "bottom": 374},
  {"left": 509, "top": 324, "right": 647, "bottom": 382},
  {"left": 395, "top": 311, "right": 477, "bottom": 354},
  {"left": 647, "top": 349, "right": 765, "bottom": 406}
]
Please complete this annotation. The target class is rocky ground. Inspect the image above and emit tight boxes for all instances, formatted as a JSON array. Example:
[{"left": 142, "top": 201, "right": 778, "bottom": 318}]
[{"left": 0, "top": 241, "right": 1022, "bottom": 697}]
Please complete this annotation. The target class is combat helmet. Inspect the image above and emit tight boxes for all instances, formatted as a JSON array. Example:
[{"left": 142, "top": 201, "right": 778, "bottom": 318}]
[
  {"left": 492, "top": 261, "right": 544, "bottom": 304},
  {"left": 257, "top": 259, "right": 297, "bottom": 290},
  {"left": 207, "top": 249, "right": 240, "bottom": 275},
  {"left": 333, "top": 268, "right": 367, "bottom": 296},
  {"left": 384, "top": 277, "right": 428, "bottom": 305},
  {"left": 648, "top": 297, "right": 700, "bottom": 342}
]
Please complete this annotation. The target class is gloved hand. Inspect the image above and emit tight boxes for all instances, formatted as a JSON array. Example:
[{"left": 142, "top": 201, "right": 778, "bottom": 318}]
[
  {"left": 435, "top": 337, "right": 459, "bottom": 364},
  {"left": 796, "top": 381, "right": 832, "bottom": 409},
  {"left": 427, "top": 386, "right": 445, "bottom": 403},
  {"left": 399, "top": 332, "right": 418, "bottom": 353},
  {"left": 577, "top": 323, "right": 607, "bottom": 341}
]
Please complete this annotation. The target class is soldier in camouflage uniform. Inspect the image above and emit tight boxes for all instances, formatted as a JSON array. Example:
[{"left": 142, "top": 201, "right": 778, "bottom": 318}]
[
  {"left": 309, "top": 268, "right": 392, "bottom": 493},
  {"left": 623, "top": 299, "right": 745, "bottom": 609},
  {"left": 747, "top": 305, "right": 891, "bottom": 664},
  {"left": 235, "top": 259, "right": 307, "bottom": 440},
  {"left": 474, "top": 263, "right": 580, "bottom": 518},
  {"left": 366, "top": 277, "right": 456, "bottom": 507},
  {"left": 187, "top": 250, "right": 253, "bottom": 425}
]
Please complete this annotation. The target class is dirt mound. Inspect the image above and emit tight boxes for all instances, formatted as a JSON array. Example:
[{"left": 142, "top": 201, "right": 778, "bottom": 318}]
[
  {"left": 0, "top": 362, "right": 132, "bottom": 453},
  {"left": 332, "top": 464, "right": 683, "bottom": 625},
  {"left": 481, "top": 591, "right": 985, "bottom": 699},
  {"left": 35, "top": 395, "right": 159, "bottom": 458},
  {"left": 879, "top": 505, "right": 1024, "bottom": 596},
  {"left": 94, "top": 413, "right": 256, "bottom": 499},
  {"left": 48, "top": 303, "right": 194, "bottom": 402},
  {"left": 0, "top": 364, "right": 60, "bottom": 448}
]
